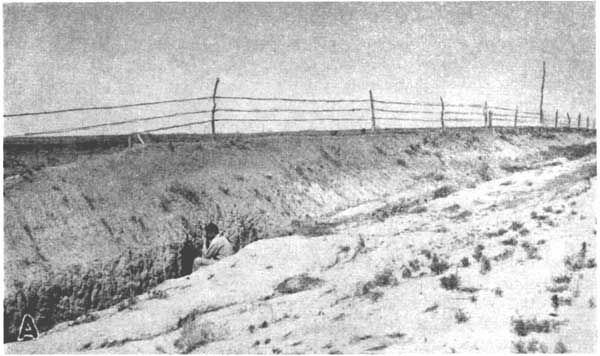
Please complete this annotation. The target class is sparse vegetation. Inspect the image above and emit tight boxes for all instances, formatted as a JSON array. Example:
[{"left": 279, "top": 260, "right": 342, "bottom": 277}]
[
  {"left": 493, "top": 287, "right": 503, "bottom": 297},
  {"left": 117, "top": 296, "right": 138, "bottom": 311},
  {"left": 521, "top": 242, "right": 541, "bottom": 260},
  {"left": 511, "top": 317, "right": 561, "bottom": 336},
  {"left": 148, "top": 289, "right": 168, "bottom": 300},
  {"left": 512, "top": 339, "right": 549, "bottom": 353},
  {"left": 354, "top": 268, "right": 399, "bottom": 302}
]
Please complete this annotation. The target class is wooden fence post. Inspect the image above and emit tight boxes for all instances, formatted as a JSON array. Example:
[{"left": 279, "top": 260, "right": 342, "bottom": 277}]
[
  {"left": 539, "top": 61, "right": 546, "bottom": 125},
  {"left": 211, "top": 78, "right": 220, "bottom": 136},
  {"left": 440, "top": 96, "right": 445, "bottom": 130},
  {"left": 586, "top": 116, "right": 589, "bottom": 130},
  {"left": 554, "top": 110, "right": 558, "bottom": 128},
  {"left": 567, "top": 113, "right": 571, "bottom": 128},
  {"left": 483, "top": 101, "right": 488, "bottom": 127},
  {"left": 514, "top": 106, "right": 519, "bottom": 128},
  {"left": 369, "top": 90, "right": 376, "bottom": 131},
  {"left": 577, "top": 113, "right": 581, "bottom": 130},
  {"left": 488, "top": 110, "right": 493, "bottom": 128}
]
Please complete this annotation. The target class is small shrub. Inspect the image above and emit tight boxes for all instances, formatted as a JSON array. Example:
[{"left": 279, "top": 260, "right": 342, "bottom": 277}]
[
  {"left": 401, "top": 268, "right": 412, "bottom": 278},
  {"left": 454, "top": 309, "right": 469, "bottom": 323},
  {"left": 492, "top": 248, "right": 515, "bottom": 262},
  {"left": 420, "top": 249, "right": 432, "bottom": 259},
  {"left": 430, "top": 254, "right": 450, "bottom": 275},
  {"left": 473, "top": 244, "right": 485, "bottom": 262},
  {"left": 501, "top": 238, "right": 518, "bottom": 246},
  {"left": 588, "top": 298, "right": 595, "bottom": 308},
  {"left": 493, "top": 287, "right": 503, "bottom": 297},
  {"left": 440, "top": 273, "right": 461, "bottom": 290},
  {"left": 433, "top": 185, "right": 456, "bottom": 199},
  {"left": 519, "top": 228, "right": 530, "bottom": 236},
  {"left": 396, "top": 158, "right": 407, "bottom": 167},
  {"left": 460, "top": 257, "right": 470, "bottom": 267},
  {"left": 510, "top": 221, "right": 524, "bottom": 231},
  {"left": 408, "top": 259, "right": 421, "bottom": 271},
  {"left": 477, "top": 162, "right": 493, "bottom": 181},
  {"left": 275, "top": 273, "right": 325, "bottom": 294},
  {"left": 554, "top": 341, "right": 568, "bottom": 353},
  {"left": 169, "top": 181, "right": 202, "bottom": 206},
  {"left": 372, "top": 268, "right": 399, "bottom": 287},
  {"left": 521, "top": 242, "right": 541, "bottom": 260},
  {"left": 174, "top": 320, "right": 217, "bottom": 353},
  {"left": 480, "top": 256, "right": 492, "bottom": 275}
]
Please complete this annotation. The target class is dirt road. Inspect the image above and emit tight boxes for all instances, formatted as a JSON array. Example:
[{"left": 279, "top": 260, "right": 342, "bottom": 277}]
[{"left": 6, "top": 148, "right": 596, "bottom": 353}]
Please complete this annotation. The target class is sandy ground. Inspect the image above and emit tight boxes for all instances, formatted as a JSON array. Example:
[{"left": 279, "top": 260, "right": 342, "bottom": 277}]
[{"left": 5, "top": 153, "right": 597, "bottom": 354}]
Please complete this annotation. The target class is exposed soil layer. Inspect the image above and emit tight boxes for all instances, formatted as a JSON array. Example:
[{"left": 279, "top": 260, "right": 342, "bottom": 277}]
[{"left": 3, "top": 127, "right": 595, "bottom": 341}]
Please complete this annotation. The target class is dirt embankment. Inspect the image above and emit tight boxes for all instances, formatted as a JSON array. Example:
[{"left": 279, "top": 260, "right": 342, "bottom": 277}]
[{"left": 3, "top": 127, "right": 595, "bottom": 341}]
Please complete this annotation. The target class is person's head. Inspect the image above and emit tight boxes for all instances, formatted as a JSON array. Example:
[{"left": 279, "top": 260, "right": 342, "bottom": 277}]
[{"left": 204, "top": 222, "right": 219, "bottom": 241}]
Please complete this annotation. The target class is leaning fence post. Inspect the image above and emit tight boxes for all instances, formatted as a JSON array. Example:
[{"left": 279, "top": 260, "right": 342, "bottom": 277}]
[
  {"left": 488, "top": 110, "right": 493, "bottom": 129},
  {"left": 514, "top": 106, "right": 519, "bottom": 128},
  {"left": 577, "top": 113, "right": 581, "bottom": 130},
  {"left": 554, "top": 110, "right": 558, "bottom": 128},
  {"left": 440, "top": 96, "right": 445, "bottom": 130},
  {"left": 211, "top": 78, "right": 220, "bottom": 135},
  {"left": 369, "top": 90, "right": 376, "bottom": 132},
  {"left": 483, "top": 101, "right": 488, "bottom": 127},
  {"left": 567, "top": 113, "right": 571, "bottom": 128},
  {"left": 539, "top": 61, "right": 546, "bottom": 125}
]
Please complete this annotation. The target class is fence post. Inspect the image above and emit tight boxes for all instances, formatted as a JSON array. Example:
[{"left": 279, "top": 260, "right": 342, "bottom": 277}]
[
  {"left": 488, "top": 110, "right": 493, "bottom": 129},
  {"left": 211, "top": 78, "right": 220, "bottom": 136},
  {"left": 369, "top": 90, "right": 376, "bottom": 132},
  {"left": 586, "top": 116, "right": 589, "bottom": 130},
  {"left": 577, "top": 113, "right": 581, "bottom": 130},
  {"left": 514, "top": 106, "right": 519, "bottom": 128},
  {"left": 567, "top": 113, "right": 571, "bottom": 128},
  {"left": 554, "top": 110, "right": 558, "bottom": 128},
  {"left": 440, "top": 96, "right": 445, "bottom": 130},
  {"left": 539, "top": 61, "right": 546, "bottom": 125},
  {"left": 483, "top": 101, "right": 488, "bottom": 127}
]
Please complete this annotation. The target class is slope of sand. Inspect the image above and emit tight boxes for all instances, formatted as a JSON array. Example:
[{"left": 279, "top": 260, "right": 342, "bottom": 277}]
[{"left": 6, "top": 147, "right": 596, "bottom": 353}]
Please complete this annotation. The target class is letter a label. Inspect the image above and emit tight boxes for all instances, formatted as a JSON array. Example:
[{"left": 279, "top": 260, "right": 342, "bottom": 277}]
[{"left": 17, "top": 314, "right": 39, "bottom": 341}]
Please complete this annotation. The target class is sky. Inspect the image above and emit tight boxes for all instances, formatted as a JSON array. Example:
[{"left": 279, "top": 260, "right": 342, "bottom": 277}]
[{"left": 3, "top": 1, "right": 596, "bottom": 136}]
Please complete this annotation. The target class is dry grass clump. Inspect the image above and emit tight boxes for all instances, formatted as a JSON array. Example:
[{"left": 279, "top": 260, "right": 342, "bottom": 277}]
[
  {"left": 454, "top": 309, "right": 469, "bottom": 323},
  {"left": 480, "top": 256, "right": 492, "bottom": 275},
  {"left": 174, "top": 320, "right": 217, "bottom": 353},
  {"left": 275, "top": 273, "right": 325, "bottom": 294},
  {"left": 521, "top": 242, "right": 541, "bottom": 260},
  {"left": 440, "top": 273, "right": 461, "bottom": 291},
  {"left": 460, "top": 257, "right": 470, "bottom": 267},
  {"left": 429, "top": 254, "right": 450, "bottom": 275},
  {"left": 554, "top": 341, "right": 569, "bottom": 353},
  {"left": 432, "top": 185, "right": 456, "bottom": 199}
]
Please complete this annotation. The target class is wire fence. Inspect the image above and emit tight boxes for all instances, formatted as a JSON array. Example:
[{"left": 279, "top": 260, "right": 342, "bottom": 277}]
[{"left": 3, "top": 78, "right": 596, "bottom": 137}]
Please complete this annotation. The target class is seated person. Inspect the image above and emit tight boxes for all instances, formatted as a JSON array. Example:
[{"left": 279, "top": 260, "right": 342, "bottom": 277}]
[{"left": 193, "top": 222, "right": 234, "bottom": 269}]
